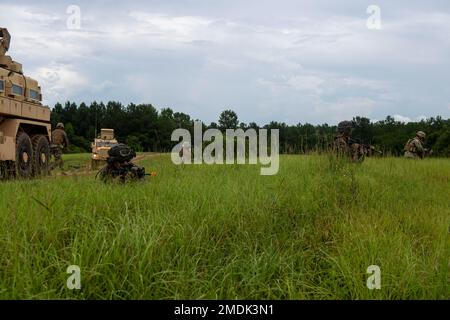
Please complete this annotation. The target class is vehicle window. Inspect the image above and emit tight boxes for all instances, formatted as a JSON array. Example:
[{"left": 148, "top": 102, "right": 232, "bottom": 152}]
[
  {"left": 12, "top": 84, "right": 23, "bottom": 95},
  {"left": 29, "top": 89, "right": 40, "bottom": 100}
]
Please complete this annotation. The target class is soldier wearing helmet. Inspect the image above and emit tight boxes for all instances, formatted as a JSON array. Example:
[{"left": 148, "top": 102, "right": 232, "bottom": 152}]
[
  {"left": 404, "top": 131, "right": 428, "bottom": 159},
  {"left": 50, "top": 123, "right": 69, "bottom": 169},
  {"left": 333, "top": 120, "right": 365, "bottom": 162}
]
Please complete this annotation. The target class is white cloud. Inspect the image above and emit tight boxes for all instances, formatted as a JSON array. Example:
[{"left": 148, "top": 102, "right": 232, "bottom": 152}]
[
  {"left": 393, "top": 114, "right": 430, "bottom": 123},
  {"left": 257, "top": 74, "right": 326, "bottom": 94},
  {"left": 416, "top": 115, "right": 427, "bottom": 122},
  {"left": 313, "top": 97, "right": 378, "bottom": 122},
  {"left": 31, "top": 63, "right": 88, "bottom": 104},
  {"left": 286, "top": 75, "right": 325, "bottom": 93},
  {"left": 129, "top": 12, "right": 213, "bottom": 41},
  {"left": 393, "top": 114, "right": 412, "bottom": 123}
]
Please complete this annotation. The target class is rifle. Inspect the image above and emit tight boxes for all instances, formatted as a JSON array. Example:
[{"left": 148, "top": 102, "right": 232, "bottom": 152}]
[
  {"left": 423, "top": 148, "right": 433, "bottom": 157},
  {"left": 348, "top": 138, "right": 383, "bottom": 156}
]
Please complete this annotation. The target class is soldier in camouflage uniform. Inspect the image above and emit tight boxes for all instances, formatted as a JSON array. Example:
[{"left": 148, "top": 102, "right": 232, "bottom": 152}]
[
  {"left": 333, "top": 120, "right": 365, "bottom": 162},
  {"left": 97, "top": 144, "right": 147, "bottom": 182},
  {"left": 50, "top": 123, "right": 69, "bottom": 169},
  {"left": 404, "top": 131, "right": 428, "bottom": 159}
]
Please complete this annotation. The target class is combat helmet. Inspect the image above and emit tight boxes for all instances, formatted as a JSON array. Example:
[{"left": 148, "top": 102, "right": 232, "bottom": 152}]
[
  {"left": 56, "top": 123, "right": 65, "bottom": 129},
  {"left": 416, "top": 131, "right": 426, "bottom": 139},
  {"left": 337, "top": 120, "right": 354, "bottom": 134}
]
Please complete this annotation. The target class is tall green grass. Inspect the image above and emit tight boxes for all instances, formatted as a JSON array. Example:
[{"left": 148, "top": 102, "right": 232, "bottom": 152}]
[{"left": 0, "top": 154, "right": 448, "bottom": 299}]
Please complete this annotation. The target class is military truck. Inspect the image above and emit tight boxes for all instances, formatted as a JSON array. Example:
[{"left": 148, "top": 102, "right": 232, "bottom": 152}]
[
  {"left": 0, "top": 28, "right": 52, "bottom": 178},
  {"left": 91, "top": 128, "right": 119, "bottom": 169}
]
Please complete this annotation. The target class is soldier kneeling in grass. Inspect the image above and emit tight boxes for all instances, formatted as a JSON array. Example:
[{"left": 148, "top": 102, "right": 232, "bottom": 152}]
[{"left": 97, "top": 144, "right": 148, "bottom": 182}]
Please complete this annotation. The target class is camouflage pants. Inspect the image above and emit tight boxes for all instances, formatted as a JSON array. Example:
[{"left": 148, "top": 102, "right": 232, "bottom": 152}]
[
  {"left": 50, "top": 145, "right": 64, "bottom": 169},
  {"left": 350, "top": 143, "right": 366, "bottom": 162},
  {"left": 333, "top": 141, "right": 365, "bottom": 162},
  {"left": 404, "top": 151, "right": 421, "bottom": 159}
]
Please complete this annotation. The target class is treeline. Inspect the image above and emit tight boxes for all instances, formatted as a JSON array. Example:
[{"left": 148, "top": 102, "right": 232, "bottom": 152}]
[{"left": 50, "top": 101, "right": 450, "bottom": 157}]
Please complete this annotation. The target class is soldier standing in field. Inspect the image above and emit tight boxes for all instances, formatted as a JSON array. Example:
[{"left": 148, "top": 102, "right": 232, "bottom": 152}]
[
  {"left": 404, "top": 131, "right": 429, "bottom": 159},
  {"left": 50, "top": 123, "right": 69, "bottom": 169},
  {"left": 333, "top": 120, "right": 365, "bottom": 162}
]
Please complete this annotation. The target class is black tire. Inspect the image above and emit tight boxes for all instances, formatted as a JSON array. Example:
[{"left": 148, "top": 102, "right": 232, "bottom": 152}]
[
  {"left": 15, "top": 132, "right": 33, "bottom": 178},
  {"left": 32, "top": 134, "right": 50, "bottom": 176}
]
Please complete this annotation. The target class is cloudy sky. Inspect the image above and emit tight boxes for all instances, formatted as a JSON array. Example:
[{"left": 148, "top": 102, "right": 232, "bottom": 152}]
[{"left": 1, "top": 0, "right": 449, "bottom": 125}]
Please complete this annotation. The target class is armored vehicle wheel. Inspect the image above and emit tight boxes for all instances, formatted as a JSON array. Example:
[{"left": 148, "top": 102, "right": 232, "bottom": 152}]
[
  {"left": 15, "top": 132, "right": 33, "bottom": 178},
  {"left": 32, "top": 134, "right": 50, "bottom": 176}
]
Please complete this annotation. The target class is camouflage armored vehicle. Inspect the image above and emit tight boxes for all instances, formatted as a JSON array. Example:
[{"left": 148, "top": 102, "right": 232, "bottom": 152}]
[
  {"left": 0, "top": 28, "right": 52, "bottom": 178},
  {"left": 91, "top": 128, "right": 119, "bottom": 169}
]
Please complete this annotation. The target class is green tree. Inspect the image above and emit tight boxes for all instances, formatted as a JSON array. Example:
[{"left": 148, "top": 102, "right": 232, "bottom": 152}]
[{"left": 218, "top": 110, "right": 239, "bottom": 130}]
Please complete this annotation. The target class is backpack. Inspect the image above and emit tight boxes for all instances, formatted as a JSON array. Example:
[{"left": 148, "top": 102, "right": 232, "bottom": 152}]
[
  {"left": 107, "top": 144, "right": 136, "bottom": 163},
  {"left": 404, "top": 139, "right": 414, "bottom": 152}
]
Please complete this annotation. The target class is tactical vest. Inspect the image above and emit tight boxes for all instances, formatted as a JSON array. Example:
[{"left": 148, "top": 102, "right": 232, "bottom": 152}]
[{"left": 404, "top": 139, "right": 415, "bottom": 152}]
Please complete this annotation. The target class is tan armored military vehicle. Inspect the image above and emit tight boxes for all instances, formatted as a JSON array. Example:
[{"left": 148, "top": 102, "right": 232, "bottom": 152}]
[
  {"left": 91, "top": 128, "right": 119, "bottom": 169},
  {"left": 0, "top": 28, "right": 52, "bottom": 178}
]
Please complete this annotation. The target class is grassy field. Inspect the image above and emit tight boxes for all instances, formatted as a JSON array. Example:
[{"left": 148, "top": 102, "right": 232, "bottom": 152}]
[{"left": 0, "top": 153, "right": 448, "bottom": 299}]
